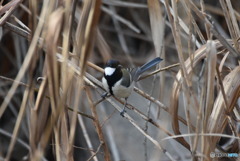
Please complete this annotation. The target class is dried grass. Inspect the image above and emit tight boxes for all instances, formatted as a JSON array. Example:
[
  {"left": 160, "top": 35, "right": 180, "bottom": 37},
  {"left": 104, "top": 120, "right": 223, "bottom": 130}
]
[{"left": 0, "top": 0, "right": 239, "bottom": 161}]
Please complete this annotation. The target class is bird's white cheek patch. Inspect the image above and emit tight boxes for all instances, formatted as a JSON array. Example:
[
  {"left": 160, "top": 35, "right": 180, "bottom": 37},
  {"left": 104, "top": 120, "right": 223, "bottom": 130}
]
[{"left": 105, "top": 67, "right": 116, "bottom": 76}]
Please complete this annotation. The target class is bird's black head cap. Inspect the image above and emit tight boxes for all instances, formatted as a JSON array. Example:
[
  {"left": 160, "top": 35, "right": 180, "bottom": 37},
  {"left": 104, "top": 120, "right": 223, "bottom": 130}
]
[{"left": 105, "top": 59, "right": 120, "bottom": 68}]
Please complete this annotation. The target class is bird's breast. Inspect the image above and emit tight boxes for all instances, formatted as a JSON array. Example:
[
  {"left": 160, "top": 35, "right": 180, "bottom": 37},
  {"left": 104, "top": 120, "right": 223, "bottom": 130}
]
[{"left": 111, "top": 79, "right": 134, "bottom": 98}]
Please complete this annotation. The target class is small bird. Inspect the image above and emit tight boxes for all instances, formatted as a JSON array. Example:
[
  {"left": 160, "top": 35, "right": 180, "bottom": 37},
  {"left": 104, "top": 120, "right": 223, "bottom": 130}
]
[{"left": 102, "top": 57, "right": 163, "bottom": 116}]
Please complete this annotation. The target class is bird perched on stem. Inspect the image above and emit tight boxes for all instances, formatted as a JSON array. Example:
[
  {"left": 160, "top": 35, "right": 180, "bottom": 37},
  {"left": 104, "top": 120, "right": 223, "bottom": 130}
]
[{"left": 102, "top": 57, "right": 163, "bottom": 117}]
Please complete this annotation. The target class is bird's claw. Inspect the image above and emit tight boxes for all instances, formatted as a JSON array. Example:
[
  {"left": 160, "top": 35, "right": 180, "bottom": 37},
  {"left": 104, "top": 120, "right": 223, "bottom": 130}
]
[
  {"left": 120, "top": 109, "right": 126, "bottom": 117},
  {"left": 101, "top": 92, "right": 108, "bottom": 98}
]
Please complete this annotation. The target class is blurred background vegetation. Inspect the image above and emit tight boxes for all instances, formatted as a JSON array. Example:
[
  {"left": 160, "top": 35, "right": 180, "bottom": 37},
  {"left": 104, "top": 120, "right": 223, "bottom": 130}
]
[{"left": 0, "top": 0, "right": 239, "bottom": 161}]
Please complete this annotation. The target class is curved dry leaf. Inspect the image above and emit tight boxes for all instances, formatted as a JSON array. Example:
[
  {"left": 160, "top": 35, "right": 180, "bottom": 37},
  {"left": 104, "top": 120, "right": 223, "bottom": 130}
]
[
  {"left": 170, "top": 40, "right": 223, "bottom": 151},
  {"left": 207, "top": 65, "right": 240, "bottom": 143},
  {"left": 219, "top": 52, "right": 229, "bottom": 72}
]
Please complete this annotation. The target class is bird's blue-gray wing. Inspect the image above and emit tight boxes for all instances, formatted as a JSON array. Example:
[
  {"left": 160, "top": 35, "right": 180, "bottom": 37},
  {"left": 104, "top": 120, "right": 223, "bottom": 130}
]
[{"left": 120, "top": 68, "right": 132, "bottom": 87}]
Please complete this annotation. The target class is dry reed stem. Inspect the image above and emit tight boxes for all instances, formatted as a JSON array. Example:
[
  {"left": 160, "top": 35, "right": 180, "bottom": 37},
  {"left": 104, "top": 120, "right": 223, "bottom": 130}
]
[
  {"left": 61, "top": 0, "right": 75, "bottom": 92},
  {"left": 86, "top": 142, "right": 103, "bottom": 161},
  {"left": 225, "top": 1, "right": 240, "bottom": 38},
  {"left": 57, "top": 1, "right": 75, "bottom": 159},
  {"left": 200, "top": 0, "right": 210, "bottom": 39},
  {"left": 164, "top": 0, "right": 191, "bottom": 151},
  {"left": 201, "top": 40, "right": 217, "bottom": 158},
  {"left": 0, "top": 0, "right": 23, "bottom": 25},
  {"left": 67, "top": 1, "right": 102, "bottom": 160},
  {"left": 86, "top": 88, "right": 111, "bottom": 161},
  {"left": 68, "top": 106, "right": 95, "bottom": 120},
  {"left": 5, "top": 88, "right": 29, "bottom": 160},
  {"left": 4, "top": 22, "right": 30, "bottom": 39},
  {"left": 59, "top": 1, "right": 77, "bottom": 158},
  {"left": 138, "top": 63, "right": 180, "bottom": 80},
  {"left": 30, "top": 78, "right": 49, "bottom": 155},
  {"left": 78, "top": 114, "right": 99, "bottom": 161},
  {"left": 102, "top": 0, "right": 147, "bottom": 8},
  {"left": 162, "top": 133, "right": 240, "bottom": 142},
  {"left": 0, "top": 128, "right": 29, "bottom": 152},
  {"left": 204, "top": 41, "right": 217, "bottom": 125},
  {"left": 220, "top": 0, "right": 240, "bottom": 52},
  {"left": 30, "top": 6, "right": 66, "bottom": 161},
  {"left": 147, "top": 0, "right": 164, "bottom": 56},
  {"left": 45, "top": 7, "right": 66, "bottom": 161},
  {"left": 12, "top": 15, "right": 31, "bottom": 32}
]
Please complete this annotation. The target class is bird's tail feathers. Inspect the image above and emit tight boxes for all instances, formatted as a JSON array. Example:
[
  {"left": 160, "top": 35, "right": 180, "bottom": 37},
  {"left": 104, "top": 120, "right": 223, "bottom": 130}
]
[{"left": 132, "top": 57, "right": 163, "bottom": 81}]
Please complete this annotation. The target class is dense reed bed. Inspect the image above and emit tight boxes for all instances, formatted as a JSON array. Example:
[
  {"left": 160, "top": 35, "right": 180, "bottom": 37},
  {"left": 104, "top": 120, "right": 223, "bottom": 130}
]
[{"left": 0, "top": 0, "right": 239, "bottom": 161}]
